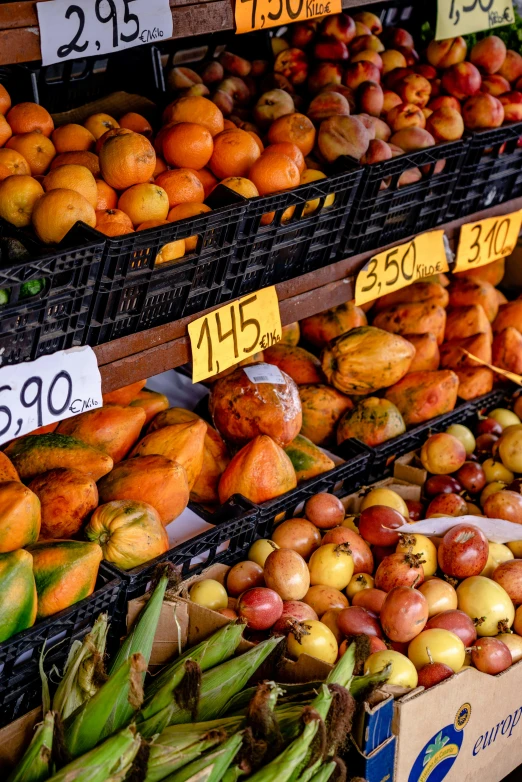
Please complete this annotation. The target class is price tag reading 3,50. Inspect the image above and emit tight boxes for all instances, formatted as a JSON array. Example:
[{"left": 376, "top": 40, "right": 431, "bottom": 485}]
[
  {"left": 355, "top": 230, "right": 449, "bottom": 307},
  {"left": 36, "top": 0, "right": 173, "bottom": 66},
  {"left": 188, "top": 286, "right": 282, "bottom": 384},
  {"left": 454, "top": 209, "right": 522, "bottom": 273},
  {"left": 436, "top": 0, "right": 515, "bottom": 39},
  {"left": 235, "top": 0, "right": 341, "bottom": 35}
]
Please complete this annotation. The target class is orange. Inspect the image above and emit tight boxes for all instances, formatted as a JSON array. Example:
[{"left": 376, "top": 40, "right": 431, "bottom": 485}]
[
  {"left": 156, "top": 239, "right": 186, "bottom": 265},
  {"left": 162, "top": 96, "right": 224, "bottom": 137},
  {"left": 95, "top": 208, "right": 133, "bottom": 230},
  {"left": 50, "top": 150, "right": 100, "bottom": 177},
  {"left": 154, "top": 123, "right": 173, "bottom": 156},
  {"left": 42, "top": 164, "right": 98, "bottom": 208},
  {"left": 95, "top": 127, "right": 132, "bottom": 155},
  {"left": 223, "top": 119, "right": 236, "bottom": 130},
  {"left": 32, "top": 188, "right": 96, "bottom": 243},
  {"left": 0, "top": 85, "right": 11, "bottom": 115},
  {"left": 219, "top": 177, "right": 259, "bottom": 198},
  {"left": 209, "top": 129, "right": 261, "bottom": 179},
  {"left": 0, "top": 148, "right": 30, "bottom": 180},
  {"left": 191, "top": 168, "right": 218, "bottom": 198},
  {"left": 0, "top": 116, "right": 12, "bottom": 147},
  {"left": 161, "top": 122, "right": 214, "bottom": 170},
  {"left": 7, "top": 102, "right": 54, "bottom": 137},
  {"left": 137, "top": 219, "right": 170, "bottom": 230},
  {"left": 99, "top": 131, "right": 156, "bottom": 190},
  {"left": 118, "top": 183, "right": 169, "bottom": 226},
  {"left": 95, "top": 179, "right": 117, "bottom": 210},
  {"left": 6, "top": 132, "right": 56, "bottom": 175},
  {"left": 96, "top": 222, "right": 134, "bottom": 237},
  {"left": 249, "top": 152, "right": 300, "bottom": 196},
  {"left": 153, "top": 157, "right": 168, "bottom": 177},
  {"left": 155, "top": 169, "right": 204, "bottom": 208},
  {"left": 248, "top": 131, "right": 264, "bottom": 153},
  {"left": 0, "top": 175, "right": 43, "bottom": 227},
  {"left": 267, "top": 113, "right": 316, "bottom": 156},
  {"left": 263, "top": 142, "right": 305, "bottom": 174},
  {"left": 300, "top": 169, "right": 335, "bottom": 216},
  {"left": 51, "top": 124, "right": 95, "bottom": 153},
  {"left": 167, "top": 202, "right": 211, "bottom": 251},
  {"left": 119, "top": 112, "right": 153, "bottom": 138},
  {"left": 84, "top": 113, "right": 119, "bottom": 140}
]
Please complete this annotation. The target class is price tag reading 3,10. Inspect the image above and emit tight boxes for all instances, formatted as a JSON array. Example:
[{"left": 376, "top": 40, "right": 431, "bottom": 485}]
[
  {"left": 36, "top": 0, "right": 173, "bottom": 66},
  {"left": 355, "top": 230, "right": 449, "bottom": 307},
  {"left": 454, "top": 209, "right": 522, "bottom": 273},
  {"left": 188, "top": 286, "right": 282, "bottom": 384},
  {"left": 235, "top": 0, "right": 341, "bottom": 35},
  {"left": 436, "top": 0, "right": 514, "bottom": 39}
]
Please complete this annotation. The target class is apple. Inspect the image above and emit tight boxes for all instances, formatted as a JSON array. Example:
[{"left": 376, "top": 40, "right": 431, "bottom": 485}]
[
  {"left": 387, "top": 102, "right": 426, "bottom": 131},
  {"left": 318, "top": 114, "right": 370, "bottom": 162},
  {"left": 322, "top": 13, "right": 357, "bottom": 44},
  {"left": 389, "top": 127, "right": 435, "bottom": 151},
  {"left": 481, "top": 74, "right": 511, "bottom": 96},
  {"left": 470, "top": 36, "right": 507, "bottom": 75},
  {"left": 426, "top": 37, "right": 467, "bottom": 69},
  {"left": 352, "top": 50, "right": 383, "bottom": 71},
  {"left": 353, "top": 11, "right": 382, "bottom": 35},
  {"left": 344, "top": 61, "right": 381, "bottom": 90},
  {"left": 314, "top": 37, "right": 350, "bottom": 62},
  {"left": 499, "top": 49, "right": 522, "bottom": 83},
  {"left": 441, "top": 62, "right": 482, "bottom": 101},
  {"left": 308, "top": 91, "right": 350, "bottom": 123},
  {"left": 426, "top": 107, "right": 465, "bottom": 142},
  {"left": 350, "top": 34, "right": 385, "bottom": 54},
  {"left": 253, "top": 89, "right": 295, "bottom": 127},
  {"left": 361, "top": 138, "right": 392, "bottom": 164},
  {"left": 381, "top": 50, "right": 408, "bottom": 76},
  {"left": 499, "top": 91, "right": 522, "bottom": 121},
  {"left": 359, "top": 80, "right": 384, "bottom": 116},
  {"left": 428, "top": 95, "right": 462, "bottom": 113},
  {"left": 462, "top": 93, "right": 504, "bottom": 130},
  {"left": 382, "top": 89, "right": 403, "bottom": 114},
  {"left": 307, "top": 62, "right": 343, "bottom": 94},
  {"left": 395, "top": 73, "right": 432, "bottom": 108}
]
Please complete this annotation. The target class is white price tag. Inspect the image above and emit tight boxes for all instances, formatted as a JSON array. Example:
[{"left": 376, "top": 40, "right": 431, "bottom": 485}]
[
  {"left": 36, "top": 0, "right": 173, "bottom": 67},
  {"left": 243, "top": 364, "right": 286, "bottom": 385},
  {"left": 0, "top": 346, "right": 102, "bottom": 446}
]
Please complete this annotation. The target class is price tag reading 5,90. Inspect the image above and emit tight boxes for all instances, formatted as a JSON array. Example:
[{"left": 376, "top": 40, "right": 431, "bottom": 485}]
[
  {"left": 436, "top": 0, "right": 514, "bottom": 40},
  {"left": 355, "top": 230, "right": 449, "bottom": 307},
  {"left": 235, "top": 0, "right": 341, "bottom": 35},
  {"left": 454, "top": 209, "right": 522, "bottom": 273},
  {"left": 188, "top": 286, "right": 282, "bottom": 384}
]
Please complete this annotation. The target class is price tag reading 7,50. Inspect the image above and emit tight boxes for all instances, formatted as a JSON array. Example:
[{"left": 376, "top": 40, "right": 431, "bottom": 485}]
[
  {"left": 436, "top": 0, "right": 515, "bottom": 40},
  {"left": 235, "top": 0, "right": 341, "bottom": 35},
  {"left": 355, "top": 230, "right": 449, "bottom": 307},
  {"left": 454, "top": 209, "right": 522, "bottom": 273},
  {"left": 188, "top": 286, "right": 282, "bottom": 384}
]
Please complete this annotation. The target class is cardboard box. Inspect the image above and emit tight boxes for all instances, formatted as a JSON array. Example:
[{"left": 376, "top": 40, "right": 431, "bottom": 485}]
[
  {"left": 393, "top": 453, "right": 428, "bottom": 487},
  {"left": 343, "top": 477, "right": 422, "bottom": 515}
]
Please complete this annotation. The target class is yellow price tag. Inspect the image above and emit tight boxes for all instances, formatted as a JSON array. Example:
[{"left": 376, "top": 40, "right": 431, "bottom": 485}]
[
  {"left": 436, "top": 0, "right": 515, "bottom": 40},
  {"left": 188, "top": 286, "right": 282, "bottom": 383},
  {"left": 235, "top": 0, "right": 341, "bottom": 35},
  {"left": 355, "top": 230, "right": 449, "bottom": 307},
  {"left": 454, "top": 210, "right": 522, "bottom": 273}
]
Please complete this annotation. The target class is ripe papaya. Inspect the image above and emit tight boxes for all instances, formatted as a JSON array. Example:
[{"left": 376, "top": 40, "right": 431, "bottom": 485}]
[
  {"left": 492, "top": 327, "right": 522, "bottom": 375},
  {"left": 373, "top": 282, "right": 449, "bottom": 313},
  {"left": 209, "top": 365, "right": 302, "bottom": 447},
  {"left": 455, "top": 368, "right": 494, "bottom": 400},
  {"left": 102, "top": 380, "right": 146, "bottom": 406},
  {"left": 0, "top": 452, "right": 20, "bottom": 483},
  {"left": 448, "top": 278, "right": 499, "bottom": 322},
  {"left": 385, "top": 370, "right": 459, "bottom": 426},
  {"left": 129, "top": 389, "right": 169, "bottom": 426},
  {"left": 97, "top": 455, "right": 189, "bottom": 526},
  {"left": 280, "top": 322, "right": 300, "bottom": 346},
  {"left": 445, "top": 305, "right": 492, "bottom": 342},
  {"left": 4, "top": 434, "right": 113, "bottom": 482},
  {"left": 493, "top": 301, "right": 522, "bottom": 336},
  {"left": 205, "top": 352, "right": 264, "bottom": 384},
  {"left": 56, "top": 406, "right": 146, "bottom": 463},
  {"left": 321, "top": 327, "right": 415, "bottom": 395},
  {"left": 402, "top": 333, "right": 440, "bottom": 372},
  {"left": 28, "top": 423, "right": 58, "bottom": 436},
  {"left": 373, "top": 302, "right": 446, "bottom": 345},
  {"left": 28, "top": 540, "right": 103, "bottom": 619},
  {"left": 284, "top": 435, "right": 335, "bottom": 482},
  {"left": 336, "top": 398, "right": 405, "bottom": 447},
  {"left": 85, "top": 500, "right": 169, "bottom": 571},
  {"left": 263, "top": 344, "right": 323, "bottom": 385},
  {"left": 300, "top": 301, "right": 367, "bottom": 348},
  {"left": 130, "top": 419, "right": 207, "bottom": 491},
  {"left": 495, "top": 289, "right": 508, "bottom": 306},
  {"left": 0, "top": 482, "right": 40, "bottom": 553},
  {"left": 299, "top": 384, "right": 353, "bottom": 447},
  {"left": 28, "top": 469, "right": 98, "bottom": 539},
  {"left": 440, "top": 333, "right": 492, "bottom": 370},
  {"left": 218, "top": 435, "right": 297, "bottom": 505},
  {"left": 454, "top": 258, "right": 505, "bottom": 287},
  {"left": 0, "top": 549, "right": 37, "bottom": 642}
]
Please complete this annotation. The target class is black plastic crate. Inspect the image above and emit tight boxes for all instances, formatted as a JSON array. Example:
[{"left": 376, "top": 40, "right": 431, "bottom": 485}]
[
  {"left": 448, "top": 122, "right": 522, "bottom": 220},
  {"left": 338, "top": 139, "right": 468, "bottom": 257},
  {"left": 0, "top": 563, "right": 121, "bottom": 728}
]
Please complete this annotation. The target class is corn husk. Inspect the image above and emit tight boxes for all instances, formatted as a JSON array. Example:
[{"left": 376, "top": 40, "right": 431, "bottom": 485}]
[
  {"left": 307, "top": 761, "right": 336, "bottom": 782},
  {"left": 349, "top": 665, "right": 391, "bottom": 698},
  {"left": 248, "top": 713, "right": 321, "bottom": 782},
  {"left": 46, "top": 726, "right": 141, "bottom": 782},
  {"left": 7, "top": 712, "right": 54, "bottom": 782},
  {"left": 161, "top": 731, "right": 244, "bottom": 782},
  {"left": 222, "top": 765, "right": 248, "bottom": 782},
  {"left": 326, "top": 643, "right": 355, "bottom": 689}
]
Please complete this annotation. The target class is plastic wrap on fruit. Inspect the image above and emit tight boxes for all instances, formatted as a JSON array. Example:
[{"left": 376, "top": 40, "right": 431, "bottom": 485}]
[{"left": 208, "top": 362, "right": 302, "bottom": 447}]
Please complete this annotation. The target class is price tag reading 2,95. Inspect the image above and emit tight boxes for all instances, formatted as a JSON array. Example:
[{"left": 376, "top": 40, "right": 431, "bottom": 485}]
[
  {"left": 436, "top": 0, "right": 514, "bottom": 40},
  {"left": 235, "top": 0, "right": 341, "bottom": 35},
  {"left": 355, "top": 230, "right": 449, "bottom": 307},
  {"left": 36, "top": 0, "right": 173, "bottom": 67},
  {"left": 454, "top": 209, "right": 522, "bottom": 273},
  {"left": 188, "top": 286, "right": 283, "bottom": 384}
]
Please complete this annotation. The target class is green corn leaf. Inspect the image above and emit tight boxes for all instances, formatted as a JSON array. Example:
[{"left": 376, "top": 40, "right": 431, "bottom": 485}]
[
  {"left": 326, "top": 642, "right": 355, "bottom": 690},
  {"left": 46, "top": 726, "right": 141, "bottom": 782},
  {"left": 349, "top": 664, "right": 392, "bottom": 698},
  {"left": 7, "top": 712, "right": 54, "bottom": 782},
  {"left": 248, "top": 715, "right": 321, "bottom": 782},
  {"left": 161, "top": 732, "right": 244, "bottom": 782},
  {"left": 307, "top": 761, "right": 336, "bottom": 782}
]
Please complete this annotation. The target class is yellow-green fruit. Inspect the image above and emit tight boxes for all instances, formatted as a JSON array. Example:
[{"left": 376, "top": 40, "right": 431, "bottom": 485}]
[
  {"left": 189, "top": 579, "right": 228, "bottom": 611},
  {"left": 364, "top": 650, "right": 418, "bottom": 688},
  {"left": 360, "top": 488, "right": 409, "bottom": 518},
  {"left": 248, "top": 539, "right": 279, "bottom": 567}
]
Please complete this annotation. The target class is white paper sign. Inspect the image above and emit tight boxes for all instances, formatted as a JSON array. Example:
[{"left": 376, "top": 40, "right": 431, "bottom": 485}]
[
  {"left": 398, "top": 516, "right": 522, "bottom": 544},
  {"left": 243, "top": 364, "right": 286, "bottom": 385},
  {"left": 36, "top": 0, "right": 173, "bottom": 66},
  {"left": 0, "top": 346, "right": 102, "bottom": 446}
]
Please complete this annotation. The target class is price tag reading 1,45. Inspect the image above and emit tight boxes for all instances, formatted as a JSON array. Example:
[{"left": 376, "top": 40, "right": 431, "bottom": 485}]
[
  {"left": 436, "top": 0, "right": 515, "bottom": 40},
  {"left": 0, "top": 347, "right": 103, "bottom": 447},
  {"left": 355, "top": 230, "right": 449, "bottom": 307},
  {"left": 36, "top": 0, "right": 173, "bottom": 67},
  {"left": 235, "top": 0, "right": 341, "bottom": 35},
  {"left": 454, "top": 209, "right": 522, "bottom": 273},
  {"left": 188, "top": 286, "right": 282, "bottom": 384}
]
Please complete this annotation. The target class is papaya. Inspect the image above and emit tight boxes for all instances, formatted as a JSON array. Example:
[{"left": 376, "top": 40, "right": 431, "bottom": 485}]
[
  {"left": 0, "top": 452, "right": 20, "bottom": 483},
  {"left": 402, "top": 333, "right": 440, "bottom": 373},
  {"left": 373, "top": 282, "right": 449, "bottom": 313},
  {"left": 492, "top": 327, "right": 522, "bottom": 375},
  {"left": 129, "top": 389, "right": 170, "bottom": 426},
  {"left": 102, "top": 380, "right": 146, "bottom": 406},
  {"left": 129, "top": 419, "right": 206, "bottom": 491},
  {"left": 85, "top": 500, "right": 169, "bottom": 571},
  {"left": 98, "top": 455, "right": 189, "bottom": 525},
  {"left": 495, "top": 289, "right": 508, "bottom": 306},
  {"left": 448, "top": 278, "right": 499, "bottom": 322},
  {"left": 385, "top": 370, "right": 459, "bottom": 426},
  {"left": 422, "top": 272, "right": 450, "bottom": 287},
  {"left": 336, "top": 398, "right": 406, "bottom": 448},
  {"left": 284, "top": 435, "right": 335, "bottom": 483},
  {"left": 493, "top": 301, "right": 522, "bottom": 335},
  {"left": 28, "top": 540, "right": 102, "bottom": 619},
  {"left": 454, "top": 258, "right": 505, "bottom": 287},
  {"left": 56, "top": 406, "right": 146, "bottom": 463},
  {"left": 205, "top": 352, "right": 264, "bottom": 384},
  {"left": 439, "top": 333, "right": 492, "bottom": 370},
  {"left": 455, "top": 367, "right": 494, "bottom": 400},
  {"left": 4, "top": 434, "right": 113, "bottom": 482},
  {"left": 28, "top": 423, "right": 58, "bottom": 436},
  {"left": 218, "top": 435, "right": 297, "bottom": 505},
  {"left": 0, "top": 482, "right": 40, "bottom": 553},
  {"left": 0, "top": 549, "right": 37, "bottom": 642},
  {"left": 321, "top": 327, "right": 415, "bottom": 396},
  {"left": 444, "top": 305, "right": 492, "bottom": 342},
  {"left": 209, "top": 364, "right": 302, "bottom": 447},
  {"left": 280, "top": 322, "right": 300, "bottom": 346},
  {"left": 263, "top": 344, "right": 323, "bottom": 385},
  {"left": 28, "top": 469, "right": 98, "bottom": 539},
  {"left": 300, "top": 301, "right": 367, "bottom": 348},
  {"left": 373, "top": 302, "right": 446, "bottom": 345},
  {"left": 299, "top": 384, "right": 353, "bottom": 447}
]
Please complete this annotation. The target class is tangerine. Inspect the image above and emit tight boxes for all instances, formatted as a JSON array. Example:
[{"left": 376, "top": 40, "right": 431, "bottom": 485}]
[
  {"left": 153, "top": 157, "right": 168, "bottom": 177},
  {"left": 263, "top": 142, "right": 305, "bottom": 173},
  {"left": 191, "top": 168, "right": 218, "bottom": 198},
  {"left": 162, "top": 96, "right": 224, "bottom": 137},
  {"left": 267, "top": 113, "right": 316, "bottom": 156},
  {"left": 137, "top": 219, "right": 170, "bottom": 230},
  {"left": 248, "top": 131, "right": 264, "bottom": 153},
  {"left": 84, "top": 113, "right": 119, "bottom": 140},
  {"left": 0, "top": 116, "right": 12, "bottom": 147},
  {"left": 223, "top": 119, "right": 236, "bottom": 130},
  {"left": 51, "top": 124, "right": 95, "bottom": 153},
  {"left": 0, "top": 84, "right": 11, "bottom": 115},
  {"left": 96, "top": 222, "right": 134, "bottom": 237},
  {"left": 209, "top": 129, "right": 261, "bottom": 179},
  {"left": 219, "top": 176, "right": 259, "bottom": 198},
  {"left": 99, "top": 131, "right": 156, "bottom": 190},
  {"left": 119, "top": 112, "right": 153, "bottom": 137},
  {"left": 0, "top": 148, "right": 30, "bottom": 180},
  {"left": 155, "top": 168, "right": 204, "bottom": 208},
  {"left": 95, "top": 127, "right": 132, "bottom": 155},
  {"left": 32, "top": 188, "right": 96, "bottom": 243},
  {"left": 95, "top": 208, "right": 133, "bottom": 230},
  {"left": 300, "top": 169, "right": 335, "bottom": 216},
  {"left": 95, "top": 179, "right": 117, "bottom": 210},
  {"left": 6, "top": 132, "right": 56, "bottom": 175},
  {"left": 249, "top": 152, "right": 300, "bottom": 196},
  {"left": 161, "top": 122, "right": 214, "bottom": 170},
  {"left": 0, "top": 175, "right": 43, "bottom": 227},
  {"left": 50, "top": 151, "right": 100, "bottom": 176},
  {"left": 156, "top": 239, "right": 186, "bottom": 265},
  {"left": 167, "top": 202, "right": 212, "bottom": 251},
  {"left": 118, "top": 183, "right": 169, "bottom": 226},
  {"left": 7, "top": 102, "right": 54, "bottom": 137},
  {"left": 42, "top": 164, "right": 98, "bottom": 208}
]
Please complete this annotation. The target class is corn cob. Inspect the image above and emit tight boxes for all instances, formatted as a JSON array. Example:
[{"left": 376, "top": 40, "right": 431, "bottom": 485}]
[
  {"left": 161, "top": 731, "right": 244, "bottom": 782},
  {"left": 247, "top": 712, "right": 321, "bottom": 782},
  {"left": 6, "top": 712, "right": 54, "bottom": 782},
  {"left": 45, "top": 726, "right": 141, "bottom": 782}
]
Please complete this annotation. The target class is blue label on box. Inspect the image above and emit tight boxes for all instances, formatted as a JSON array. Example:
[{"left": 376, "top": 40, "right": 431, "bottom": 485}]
[{"left": 408, "top": 703, "right": 471, "bottom": 782}]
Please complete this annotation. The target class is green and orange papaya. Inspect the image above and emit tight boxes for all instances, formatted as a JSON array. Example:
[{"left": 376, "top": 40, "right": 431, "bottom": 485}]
[
  {"left": 454, "top": 258, "right": 505, "bottom": 287},
  {"left": 56, "top": 405, "right": 146, "bottom": 463},
  {"left": 263, "top": 344, "right": 323, "bottom": 385},
  {"left": 129, "top": 389, "right": 170, "bottom": 426},
  {"left": 385, "top": 370, "right": 459, "bottom": 426},
  {"left": 336, "top": 398, "right": 405, "bottom": 448},
  {"left": 280, "top": 322, "right": 300, "bottom": 346},
  {"left": 439, "top": 333, "right": 492, "bottom": 370},
  {"left": 0, "top": 549, "right": 37, "bottom": 641},
  {"left": 455, "top": 367, "right": 494, "bottom": 400},
  {"left": 218, "top": 435, "right": 297, "bottom": 505},
  {"left": 284, "top": 435, "right": 335, "bottom": 483},
  {"left": 402, "top": 333, "right": 440, "bottom": 373},
  {"left": 373, "top": 302, "right": 447, "bottom": 345},
  {"left": 28, "top": 469, "right": 98, "bottom": 539},
  {"left": 130, "top": 419, "right": 206, "bottom": 491},
  {"left": 0, "top": 481, "right": 40, "bottom": 553},
  {"left": 300, "top": 301, "right": 367, "bottom": 348},
  {"left": 492, "top": 327, "right": 522, "bottom": 375},
  {"left": 4, "top": 434, "right": 113, "bottom": 482},
  {"left": 299, "top": 384, "right": 353, "bottom": 447},
  {"left": 0, "top": 452, "right": 20, "bottom": 483},
  {"left": 448, "top": 278, "right": 499, "bottom": 322},
  {"left": 102, "top": 380, "right": 147, "bottom": 406},
  {"left": 445, "top": 305, "right": 492, "bottom": 342},
  {"left": 493, "top": 300, "right": 522, "bottom": 336},
  {"left": 373, "top": 282, "right": 449, "bottom": 313}
]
